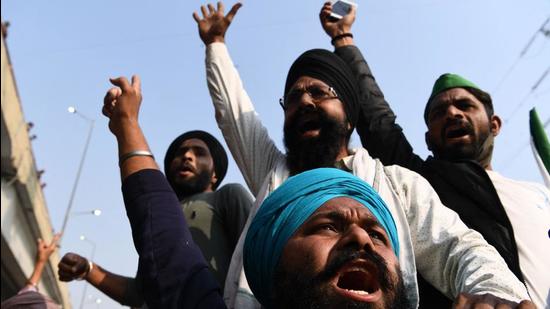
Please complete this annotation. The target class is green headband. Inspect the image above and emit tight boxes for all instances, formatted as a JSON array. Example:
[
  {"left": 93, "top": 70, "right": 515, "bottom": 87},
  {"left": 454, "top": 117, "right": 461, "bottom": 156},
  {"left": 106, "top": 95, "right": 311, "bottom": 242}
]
[{"left": 424, "top": 73, "right": 482, "bottom": 123}]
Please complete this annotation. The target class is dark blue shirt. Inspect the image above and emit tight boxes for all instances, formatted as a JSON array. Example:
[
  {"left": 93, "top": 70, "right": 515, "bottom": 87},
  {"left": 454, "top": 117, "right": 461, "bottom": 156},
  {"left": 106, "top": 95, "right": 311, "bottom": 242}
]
[{"left": 122, "top": 169, "right": 226, "bottom": 309}]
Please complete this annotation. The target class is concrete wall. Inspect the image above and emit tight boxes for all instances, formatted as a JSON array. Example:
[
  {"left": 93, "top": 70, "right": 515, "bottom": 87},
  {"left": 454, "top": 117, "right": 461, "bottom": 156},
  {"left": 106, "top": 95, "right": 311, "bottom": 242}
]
[{"left": 1, "top": 24, "right": 71, "bottom": 308}]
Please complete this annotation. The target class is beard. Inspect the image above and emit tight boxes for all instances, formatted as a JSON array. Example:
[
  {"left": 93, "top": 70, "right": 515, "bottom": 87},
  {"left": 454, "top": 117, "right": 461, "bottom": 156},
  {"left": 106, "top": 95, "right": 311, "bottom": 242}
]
[
  {"left": 432, "top": 118, "right": 493, "bottom": 163},
  {"left": 169, "top": 168, "right": 213, "bottom": 199},
  {"left": 272, "top": 248, "right": 409, "bottom": 309},
  {"left": 284, "top": 109, "right": 350, "bottom": 176}
]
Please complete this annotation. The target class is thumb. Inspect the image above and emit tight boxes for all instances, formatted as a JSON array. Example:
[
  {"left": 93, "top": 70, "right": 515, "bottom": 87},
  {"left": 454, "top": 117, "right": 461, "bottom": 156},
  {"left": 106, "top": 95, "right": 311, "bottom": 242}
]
[
  {"left": 226, "top": 2, "right": 242, "bottom": 23},
  {"left": 110, "top": 76, "right": 131, "bottom": 92}
]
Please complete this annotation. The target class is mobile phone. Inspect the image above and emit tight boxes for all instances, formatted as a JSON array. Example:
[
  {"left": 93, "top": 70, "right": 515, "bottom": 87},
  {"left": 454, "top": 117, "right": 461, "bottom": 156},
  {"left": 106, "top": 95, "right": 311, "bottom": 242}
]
[{"left": 330, "top": 0, "right": 357, "bottom": 20}]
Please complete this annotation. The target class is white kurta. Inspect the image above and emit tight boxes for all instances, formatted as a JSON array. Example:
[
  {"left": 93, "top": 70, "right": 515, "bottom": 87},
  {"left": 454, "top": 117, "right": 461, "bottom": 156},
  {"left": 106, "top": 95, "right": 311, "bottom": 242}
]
[
  {"left": 205, "top": 42, "right": 530, "bottom": 308},
  {"left": 487, "top": 170, "right": 550, "bottom": 309}
]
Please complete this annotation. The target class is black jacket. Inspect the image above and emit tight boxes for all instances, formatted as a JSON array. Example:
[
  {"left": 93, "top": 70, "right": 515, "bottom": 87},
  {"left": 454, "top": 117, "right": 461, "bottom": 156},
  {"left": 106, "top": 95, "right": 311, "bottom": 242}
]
[{"left": 335, "top": 45, "right": 523, "bottom": 308}]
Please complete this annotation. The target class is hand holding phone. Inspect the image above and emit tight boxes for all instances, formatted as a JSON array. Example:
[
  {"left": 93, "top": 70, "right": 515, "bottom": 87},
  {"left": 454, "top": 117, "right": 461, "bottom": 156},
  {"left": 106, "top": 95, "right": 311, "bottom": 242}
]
[{"left": 329, "top": 0, "right": 357, "bottom": 20}]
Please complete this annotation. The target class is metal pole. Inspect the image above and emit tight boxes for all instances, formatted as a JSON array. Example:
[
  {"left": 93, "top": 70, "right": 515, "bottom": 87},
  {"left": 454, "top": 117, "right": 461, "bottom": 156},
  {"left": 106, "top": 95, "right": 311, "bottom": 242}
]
[
  {"left": 59, "top": 116, "right": 95, "bottom": 241},
  {"left": 78, "top": 238, "right": 96, "bottom": 309}
]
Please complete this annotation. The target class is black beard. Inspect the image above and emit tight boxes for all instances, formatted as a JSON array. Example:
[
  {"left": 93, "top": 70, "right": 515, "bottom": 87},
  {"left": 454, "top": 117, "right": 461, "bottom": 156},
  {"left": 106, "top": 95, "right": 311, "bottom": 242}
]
[
  {"left": 433, "top": 119, "right": 493, "bottom": 163},
  {"left": 169, "top": 169, "right": 212, "bottom": 199},
  {"left": 284, "top": 109, "right": 350, "bottom": 176},
  {"left": 272, "top": 248, "right": 410, "bottom": 309}
]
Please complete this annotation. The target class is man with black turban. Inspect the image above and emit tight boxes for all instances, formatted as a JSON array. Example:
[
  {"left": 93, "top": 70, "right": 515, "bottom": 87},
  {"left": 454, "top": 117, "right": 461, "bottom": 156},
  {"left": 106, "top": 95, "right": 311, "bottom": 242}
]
[
  {"left": 58, "top": 127, "right": 252, "bottom": 307},
  {"left": 194, "top": 2, "right": 531, "bottom": 309},
  {"left": 320, "top": 1, "right": 549, "bottom": 308}
]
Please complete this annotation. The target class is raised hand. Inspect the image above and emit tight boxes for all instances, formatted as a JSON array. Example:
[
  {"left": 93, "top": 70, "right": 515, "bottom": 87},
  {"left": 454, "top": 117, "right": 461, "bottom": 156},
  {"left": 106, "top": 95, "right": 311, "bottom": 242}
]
[
  {"left": 192, "top": 2, "right": 242, "bottom": 45},
  {"left": 58, "top": 252, "right": 90, "bottom": 282},
  {"left": 102, "top": 75, "right": 142, "bottom": 137},
  {"left": 319, "top": 1, "right": 356, "bottom": 40},
  {"left": 36, "top": 233, "right": 61, "bottom": 263}
]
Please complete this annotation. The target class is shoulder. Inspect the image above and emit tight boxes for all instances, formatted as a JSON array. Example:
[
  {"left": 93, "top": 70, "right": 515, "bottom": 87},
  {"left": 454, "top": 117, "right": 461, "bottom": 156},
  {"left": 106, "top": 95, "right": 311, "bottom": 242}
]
[
  {"left": 489, "top": 171, "right": 550, "bottom": 194},
  {"left": 381, "top": 163, "right": 440, "bottom": 202},
  {"left": 215, "top": 183, "right": 253, "bottom": 202},
  {"left": 383, "top": 162, "right": 428, "bottom": 184}
]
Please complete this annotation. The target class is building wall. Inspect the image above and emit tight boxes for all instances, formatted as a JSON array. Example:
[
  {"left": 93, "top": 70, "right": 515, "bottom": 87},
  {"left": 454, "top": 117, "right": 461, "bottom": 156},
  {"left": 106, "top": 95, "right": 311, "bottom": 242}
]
[{"left": 1, "top": 24, "right": 71, "bottom": 308}]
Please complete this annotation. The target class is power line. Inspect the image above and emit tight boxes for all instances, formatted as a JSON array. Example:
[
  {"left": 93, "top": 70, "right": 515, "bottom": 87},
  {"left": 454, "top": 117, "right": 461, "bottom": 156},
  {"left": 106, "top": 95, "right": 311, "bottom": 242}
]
[
  {"left": 504, "top": 66, "right": 550, "bottom": 124},
  {"left": 493, "top": 16, "right": 550, "bottom": 94}
]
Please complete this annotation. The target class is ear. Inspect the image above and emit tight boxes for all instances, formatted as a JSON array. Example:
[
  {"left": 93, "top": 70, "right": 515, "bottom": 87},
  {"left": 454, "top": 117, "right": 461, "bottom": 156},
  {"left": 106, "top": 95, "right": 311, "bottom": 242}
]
[
  {"left": 210, "top": 170, "right": 218, "bottom": 187},
  {"left": 490, "top": 114, "right": 502, "bottom": 137},
  {"left": 425, "top": 131, "right": 433, "bottom": 151}
]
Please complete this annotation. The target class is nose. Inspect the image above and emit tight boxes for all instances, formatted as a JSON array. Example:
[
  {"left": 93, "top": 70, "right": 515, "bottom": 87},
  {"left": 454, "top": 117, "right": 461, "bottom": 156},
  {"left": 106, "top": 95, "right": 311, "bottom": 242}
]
[
  {"left": 445, "top": 104, "right": 464, "bottom": 119},
  {"left": 296, "top": 91, "right": 317, "bottom": 110},
  {"left": 183, "top": 149, "right": 195, "bottom": 162},
  {"left": 342, "top": 224, "right": 375, "bottom": 252}
]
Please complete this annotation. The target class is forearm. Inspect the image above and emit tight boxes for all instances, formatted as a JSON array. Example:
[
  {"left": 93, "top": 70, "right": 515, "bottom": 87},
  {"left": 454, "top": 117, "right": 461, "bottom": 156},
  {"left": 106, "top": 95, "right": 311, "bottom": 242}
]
[
  {"left": 114, "top": 119, "right": 158, "bottom": 180},
  {"left": 27, "top": 260, "right": 46, "bottom": 286},
  {"left": 86, "top": 264, "right": 143, "bottom": 306},
  {"left": 335, "top": 45, "right": 424, "bottom": 170},
  {"left": 206, "top": 43, "right": 283, "bottom": 196}
]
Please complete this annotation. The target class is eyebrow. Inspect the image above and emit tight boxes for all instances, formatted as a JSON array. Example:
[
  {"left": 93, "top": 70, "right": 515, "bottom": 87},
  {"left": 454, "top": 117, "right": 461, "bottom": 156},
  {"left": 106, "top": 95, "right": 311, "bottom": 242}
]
[
  {"left": 289, "top": 82, "right": 329, "bottom": 91},
  {"left": 308, "top": 210, "right": 385, "bottom": 230},
  {"left": 177, "top": 144, "right": 209, "bottom": 152}
]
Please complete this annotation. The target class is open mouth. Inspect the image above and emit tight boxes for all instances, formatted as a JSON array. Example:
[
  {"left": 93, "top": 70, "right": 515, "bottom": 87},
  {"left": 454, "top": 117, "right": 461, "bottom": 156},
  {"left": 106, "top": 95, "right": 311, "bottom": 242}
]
[
  {"left": 300, "top": 119, "right": 321, "bottom": 133},
  {"left": 446, "top": 127, "right": 470, "bottom": 138},
  {"left": 178, "top": 164, "right": 196, "bottom": 175},
  {"left": 297, "top": 113, "right": 322, "bottom": 135},
  {"left": 334, "top": 261, "right": 382, "bottom": 302}
]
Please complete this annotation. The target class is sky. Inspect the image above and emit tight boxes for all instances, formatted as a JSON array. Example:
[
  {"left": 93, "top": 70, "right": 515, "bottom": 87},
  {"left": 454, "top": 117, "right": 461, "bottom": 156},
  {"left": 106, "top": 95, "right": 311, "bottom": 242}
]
[{"left": 1, "top": 0, "right": 549, "bottom": 307}]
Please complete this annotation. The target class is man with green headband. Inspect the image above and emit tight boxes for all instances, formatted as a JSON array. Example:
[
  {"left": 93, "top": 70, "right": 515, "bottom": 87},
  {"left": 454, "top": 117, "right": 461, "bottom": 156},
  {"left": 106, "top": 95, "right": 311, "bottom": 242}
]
[
  {"left": 102, "top": 70, "right": 534, "bottom": 308},
  {"left": 194, "top": 1, "right": 532, "bottom": 309},
  {"left": 327, "top": 4, "right": 550, "bottom": 309}
]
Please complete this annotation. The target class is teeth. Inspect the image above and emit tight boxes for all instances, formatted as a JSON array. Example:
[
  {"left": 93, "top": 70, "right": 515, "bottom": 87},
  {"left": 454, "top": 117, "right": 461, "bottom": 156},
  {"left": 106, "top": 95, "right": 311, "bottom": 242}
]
[{"left": 345, "top": 289, "right": 369, "bottom": 295}]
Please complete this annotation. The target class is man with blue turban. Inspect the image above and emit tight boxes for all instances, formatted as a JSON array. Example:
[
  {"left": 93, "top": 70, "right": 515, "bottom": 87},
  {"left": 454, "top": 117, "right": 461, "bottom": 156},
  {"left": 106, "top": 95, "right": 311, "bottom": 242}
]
[
  {"left": 244, "top": 168, "right": 408, "bottom": 309},
  {"left": 195, "top": 2, "right": 531, "bottom": 309},
  {"left": 105, "top": 72, "right": 533, "bottom": 308}
]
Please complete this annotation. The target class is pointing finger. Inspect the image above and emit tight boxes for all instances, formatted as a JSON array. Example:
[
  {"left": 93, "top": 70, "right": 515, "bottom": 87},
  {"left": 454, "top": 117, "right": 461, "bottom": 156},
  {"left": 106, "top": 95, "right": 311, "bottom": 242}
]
[
  {"left": 131, "top": 75, "right": 141, "bottom": 93},
  {"left": 218, "top": 1, "right": 224, "bottom": 15}
]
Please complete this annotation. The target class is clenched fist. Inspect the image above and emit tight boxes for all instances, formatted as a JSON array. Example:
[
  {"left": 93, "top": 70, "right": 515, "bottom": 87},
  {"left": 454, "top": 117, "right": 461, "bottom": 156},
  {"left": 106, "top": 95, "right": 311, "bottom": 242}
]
[
  {"left": 102, "top": 75, "right": 142, "bottom": 138},
  {"left": 58, "top": 252, "right": 90, "bottom": 282}
]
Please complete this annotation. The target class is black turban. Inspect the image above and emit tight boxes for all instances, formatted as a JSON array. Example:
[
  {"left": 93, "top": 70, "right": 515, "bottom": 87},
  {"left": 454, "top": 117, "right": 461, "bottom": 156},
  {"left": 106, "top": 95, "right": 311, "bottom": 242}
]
[
  {"left": 163, "top": 130, "right": 228, "bottom": 190},
  {"left": 284, "top": 49, "right": 359, "bottom": 126}
]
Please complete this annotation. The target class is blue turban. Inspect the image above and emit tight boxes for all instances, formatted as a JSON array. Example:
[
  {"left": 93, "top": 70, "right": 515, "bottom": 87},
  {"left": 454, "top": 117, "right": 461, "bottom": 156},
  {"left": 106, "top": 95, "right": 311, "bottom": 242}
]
[{"left": 243, "top": 168, "right": 399, "bottom": 307}]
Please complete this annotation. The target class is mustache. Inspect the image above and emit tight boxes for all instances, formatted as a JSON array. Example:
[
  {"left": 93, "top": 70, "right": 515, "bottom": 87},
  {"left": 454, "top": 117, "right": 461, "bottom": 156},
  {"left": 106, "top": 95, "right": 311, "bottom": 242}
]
[
  {"left": 318, "top": 248, "right": 393, "bottom": 291},
  {"left": 285, "top": 108, "right": 322, "bottom": 128},
  {"left": 443, "top": 118, "right": 474, "bottom": 134},
  {"left": 178, "top": 162, "right": 197, "bottom": 174}
]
